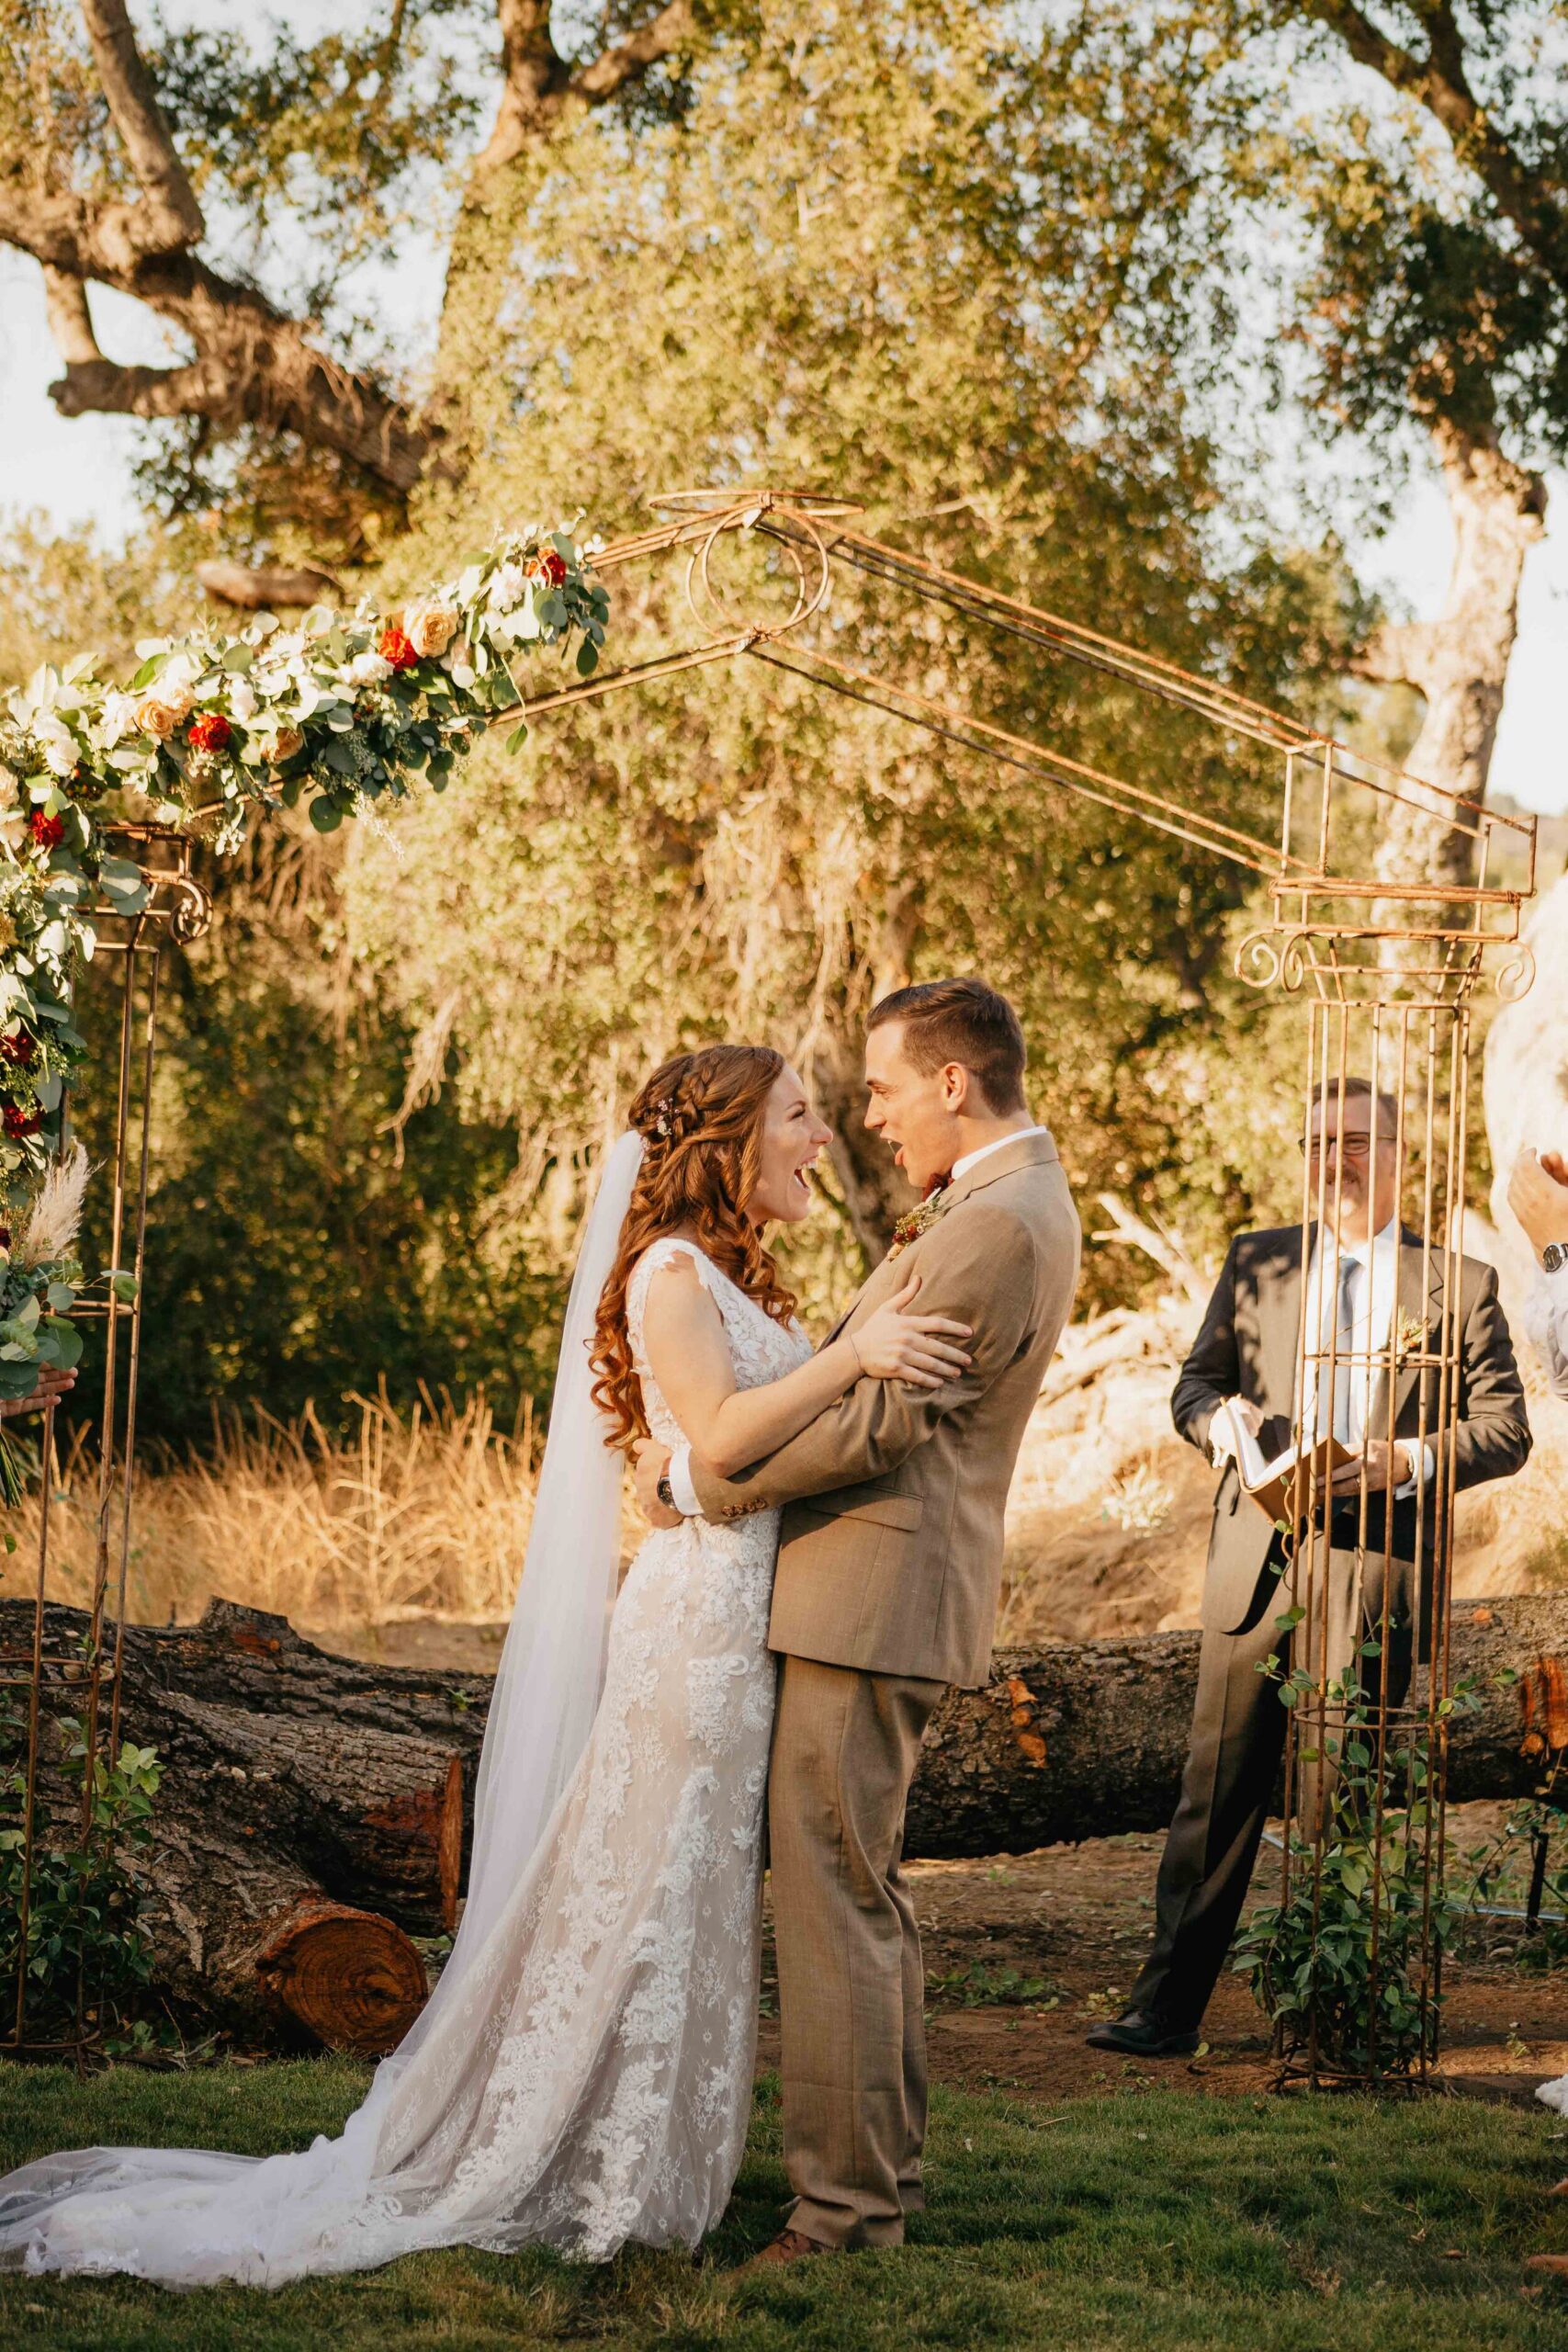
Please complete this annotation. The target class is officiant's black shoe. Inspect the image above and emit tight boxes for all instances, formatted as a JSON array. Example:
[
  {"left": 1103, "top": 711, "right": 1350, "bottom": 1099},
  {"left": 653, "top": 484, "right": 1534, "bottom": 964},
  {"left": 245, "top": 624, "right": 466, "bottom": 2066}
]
[{"left": 1085, "top": 2010, "right": 1200, "bottom": 2058}]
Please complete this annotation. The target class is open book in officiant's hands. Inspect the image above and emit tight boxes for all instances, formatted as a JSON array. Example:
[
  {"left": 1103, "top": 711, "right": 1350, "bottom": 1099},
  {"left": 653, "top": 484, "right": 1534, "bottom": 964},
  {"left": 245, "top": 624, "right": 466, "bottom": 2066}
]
[{"left": 1215, "top": 1398, "right": 1354, "bottom": 1529}]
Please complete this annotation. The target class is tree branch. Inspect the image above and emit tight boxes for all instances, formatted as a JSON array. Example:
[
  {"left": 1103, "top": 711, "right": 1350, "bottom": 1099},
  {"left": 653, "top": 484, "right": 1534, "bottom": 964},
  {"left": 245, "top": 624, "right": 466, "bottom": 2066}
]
[
  {"left": 473, "top": 0, "right": 693, "bottom": 179},
  {"left": 573, "top": 0, "right": 694, "bottom": 105},
  {"left": 1302, "top": 0, "right": 1568, "bottom": 295},
  {"left": 195, "top": 560, "right": 343, "bottom": 610},
  {"left": 1350, "top": 617, "right": 1436, "bottom": 691},
  {"left": 39, "top": 265, "right": 102, "bottom": 366},
  {"left": 78, "top": 0, "right": 205, "bottom": 254}
]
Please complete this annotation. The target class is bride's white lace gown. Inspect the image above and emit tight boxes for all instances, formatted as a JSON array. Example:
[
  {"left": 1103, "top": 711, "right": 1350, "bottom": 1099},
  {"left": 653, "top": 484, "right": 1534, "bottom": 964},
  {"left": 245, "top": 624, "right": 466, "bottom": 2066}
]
[{"left": 0, "top": 1238, "right": 809, "bottom": 2287}]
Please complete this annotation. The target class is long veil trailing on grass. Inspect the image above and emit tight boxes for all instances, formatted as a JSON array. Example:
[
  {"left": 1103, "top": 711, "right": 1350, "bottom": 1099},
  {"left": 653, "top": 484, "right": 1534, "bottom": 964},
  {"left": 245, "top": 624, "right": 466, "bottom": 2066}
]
[{"left": 0, "top": 1132, "right": 646, "bottom": 2286}]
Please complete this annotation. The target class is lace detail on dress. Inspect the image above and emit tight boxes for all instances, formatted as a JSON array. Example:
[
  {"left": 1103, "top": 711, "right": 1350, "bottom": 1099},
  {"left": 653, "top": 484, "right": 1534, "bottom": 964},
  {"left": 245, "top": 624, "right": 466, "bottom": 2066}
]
[{"left": 0, "top": 1239, "right": 811, "bottom": 2286}]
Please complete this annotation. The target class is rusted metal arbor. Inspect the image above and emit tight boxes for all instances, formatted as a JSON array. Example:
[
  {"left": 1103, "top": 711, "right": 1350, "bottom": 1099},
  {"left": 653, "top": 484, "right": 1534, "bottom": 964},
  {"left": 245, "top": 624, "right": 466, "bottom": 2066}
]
[
  {"left": 1, "top": 831, "right": 211, "bottom": 2057},
  {"left": 1, "top": 488, "right": 1537, "bottom": 2075}
]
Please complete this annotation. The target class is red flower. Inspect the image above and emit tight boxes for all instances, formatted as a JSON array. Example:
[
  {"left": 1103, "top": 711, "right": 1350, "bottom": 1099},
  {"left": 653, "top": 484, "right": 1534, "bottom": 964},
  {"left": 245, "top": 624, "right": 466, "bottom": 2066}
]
[
  {"left": 527, "top": 549, "right": 568, "bottom": 588},
  {"left": 27, "top": 811, "right": 63, "bottom": 854},
  {"left": 187, "top": 711, "right": 232, "bottom": 754},
  {"left": 0, "top": 1032, "right": 36, "bottom": 1069},
  {"left": 0, "top": 1229, "right": 12, "bottom": 1252},
  {"left": 3, "top": 1105, "right": 42, "bottom": 1139},
  {"left": 378, "top": 626, "right": 419, "bottom": 672}
]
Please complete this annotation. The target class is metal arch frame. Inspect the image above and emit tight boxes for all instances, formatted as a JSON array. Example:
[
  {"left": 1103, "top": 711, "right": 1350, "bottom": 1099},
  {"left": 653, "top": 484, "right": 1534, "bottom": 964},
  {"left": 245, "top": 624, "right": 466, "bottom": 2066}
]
[{"left": 1, "top": 485, "right": 1538, "bottom": 2078}]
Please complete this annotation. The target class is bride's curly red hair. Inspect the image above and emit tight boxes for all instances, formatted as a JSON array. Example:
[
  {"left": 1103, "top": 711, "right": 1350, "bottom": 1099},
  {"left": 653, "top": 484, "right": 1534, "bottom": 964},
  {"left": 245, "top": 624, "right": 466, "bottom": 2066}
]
[{"left": 591, "top": 1046, "right": 799, "bottom": 1450}]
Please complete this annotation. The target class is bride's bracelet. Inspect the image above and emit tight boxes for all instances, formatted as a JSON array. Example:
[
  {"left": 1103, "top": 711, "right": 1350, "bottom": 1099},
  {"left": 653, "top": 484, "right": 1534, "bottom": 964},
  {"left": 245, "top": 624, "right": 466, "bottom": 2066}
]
[{"left": 848, "top": 1330, "right": 865, "bottom": 1375}]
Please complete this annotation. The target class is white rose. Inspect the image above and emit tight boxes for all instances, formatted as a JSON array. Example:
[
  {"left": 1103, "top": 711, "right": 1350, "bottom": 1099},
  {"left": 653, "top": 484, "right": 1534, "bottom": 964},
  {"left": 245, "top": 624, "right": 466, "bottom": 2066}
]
[
  {"left": 228, "top": 678, "right": 257, "bottom": 722},
  {"left": 98, "top": 692, "right": 140, "bottom": 746},
  {"left": 491, "top": 562, "right": 527, "bottom": 613},
  {"left": 38, "top": 720, "right": 78, "bottom": 778},
  {"left": 348, "top": 650, "right": 392, "bottom": 687}
]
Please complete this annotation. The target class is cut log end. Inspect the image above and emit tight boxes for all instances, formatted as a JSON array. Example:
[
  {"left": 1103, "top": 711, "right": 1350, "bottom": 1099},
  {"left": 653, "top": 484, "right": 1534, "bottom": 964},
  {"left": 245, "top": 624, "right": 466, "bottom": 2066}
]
[{"left": 252, "top": 1899, "right": 428, "bottom": 2055}]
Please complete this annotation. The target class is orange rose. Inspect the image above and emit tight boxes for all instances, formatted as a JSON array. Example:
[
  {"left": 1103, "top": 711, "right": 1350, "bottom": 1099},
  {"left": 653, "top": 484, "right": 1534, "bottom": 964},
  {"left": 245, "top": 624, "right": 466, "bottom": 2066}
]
[{"left": 266, "top": 726, "right": 306, "bottom": 763}]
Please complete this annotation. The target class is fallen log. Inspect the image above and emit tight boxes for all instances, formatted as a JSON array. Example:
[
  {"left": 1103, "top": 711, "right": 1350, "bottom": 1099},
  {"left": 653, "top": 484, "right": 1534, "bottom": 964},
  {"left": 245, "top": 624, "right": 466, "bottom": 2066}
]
[
  {"left": 1, "top": 1599, "right": 474, "bottom": 2049},
  {"left": 5, "top": 1593, "right": 1563, "bottom": 2045},
  {"left": 904, "top": 1596, "right": 1568, "bottom": 1858}
]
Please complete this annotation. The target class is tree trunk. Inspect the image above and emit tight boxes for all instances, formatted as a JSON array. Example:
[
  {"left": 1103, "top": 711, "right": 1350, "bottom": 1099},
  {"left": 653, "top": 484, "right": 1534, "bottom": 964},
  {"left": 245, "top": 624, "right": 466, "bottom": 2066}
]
[
  {"left": 1364, "top": 418, "right": 1545, "bottom": 904},
  {"left": 3, "top": 1599, "right": 469, "bottom": 2046},
  {"left": 906, "top": 1596, "right": 1568, "bottom": 1859},
  {"left": 10, "top": 1591, "right": 1562, "bottom": 2043},
  {"left": 1482, "top": 866, "right": 1568, "bottom": 1313}
]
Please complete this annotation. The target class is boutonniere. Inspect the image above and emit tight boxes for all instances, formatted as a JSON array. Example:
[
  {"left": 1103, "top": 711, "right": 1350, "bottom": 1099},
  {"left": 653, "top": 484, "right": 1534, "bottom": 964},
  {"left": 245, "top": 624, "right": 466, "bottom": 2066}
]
[
  {"left": 887, "top": 1185, "right": 952, "bottom": 1263},
  {"left": 1393, "top": 1306, "right": 1428, "bottom": 1369}
]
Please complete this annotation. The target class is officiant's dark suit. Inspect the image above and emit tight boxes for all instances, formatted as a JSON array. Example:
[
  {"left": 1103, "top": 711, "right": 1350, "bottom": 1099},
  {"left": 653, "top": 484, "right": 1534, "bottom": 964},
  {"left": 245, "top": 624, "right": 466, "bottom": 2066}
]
[{"left": 1094, "top": 1093, "right": 1530, "bottom": 2053}]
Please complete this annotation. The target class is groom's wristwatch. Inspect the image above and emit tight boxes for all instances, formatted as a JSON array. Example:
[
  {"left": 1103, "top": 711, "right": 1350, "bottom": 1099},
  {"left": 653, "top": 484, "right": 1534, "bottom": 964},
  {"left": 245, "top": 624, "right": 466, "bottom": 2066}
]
[
  {"left": 657, "top": 1472, "right": 676, "bottom": 1512},
  {"left": 1543, "top": 1241, "right": 1568, "bottom": 1274}
]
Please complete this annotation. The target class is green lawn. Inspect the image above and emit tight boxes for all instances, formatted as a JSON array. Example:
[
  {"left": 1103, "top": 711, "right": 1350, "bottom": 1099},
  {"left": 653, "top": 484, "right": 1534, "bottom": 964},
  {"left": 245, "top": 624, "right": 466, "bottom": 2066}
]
[{"left": 1, "top": 2061, "right": 1566, "bottom": 2350}]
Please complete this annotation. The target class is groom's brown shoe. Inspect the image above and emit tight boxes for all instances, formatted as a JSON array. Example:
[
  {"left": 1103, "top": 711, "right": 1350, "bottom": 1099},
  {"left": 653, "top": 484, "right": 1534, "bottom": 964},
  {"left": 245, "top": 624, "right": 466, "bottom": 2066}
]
[{"left": 739, "top": 2227, "right": 834, "bottom": 2273}]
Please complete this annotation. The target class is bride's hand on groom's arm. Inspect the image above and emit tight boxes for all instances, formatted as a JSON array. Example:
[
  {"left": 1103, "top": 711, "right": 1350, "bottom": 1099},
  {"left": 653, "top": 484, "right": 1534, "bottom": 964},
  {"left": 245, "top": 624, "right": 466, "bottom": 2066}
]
[
  {"left": 848, "top": 1274, "right": 972, "bottom": 1386},
  {"left": 633, "top": 1439, "right": 682, "bottom": 1528}
]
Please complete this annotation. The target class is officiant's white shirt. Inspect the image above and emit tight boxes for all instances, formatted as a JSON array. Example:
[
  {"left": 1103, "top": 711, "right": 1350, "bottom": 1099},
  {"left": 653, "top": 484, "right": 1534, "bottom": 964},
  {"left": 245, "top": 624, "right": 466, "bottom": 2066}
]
[
  {"left": 665, "top": 1125, "right": 1052, "bottom": 1516},
  {"left": 1216, "top": 1217, "right": 1433, "bottom": 1496}
]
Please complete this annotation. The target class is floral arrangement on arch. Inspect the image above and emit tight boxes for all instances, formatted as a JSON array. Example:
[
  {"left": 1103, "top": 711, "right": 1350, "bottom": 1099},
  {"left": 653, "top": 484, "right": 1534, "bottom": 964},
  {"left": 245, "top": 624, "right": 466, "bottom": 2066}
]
[{"left": 0, "top": 526, "right": 609, "bottom": 1208}]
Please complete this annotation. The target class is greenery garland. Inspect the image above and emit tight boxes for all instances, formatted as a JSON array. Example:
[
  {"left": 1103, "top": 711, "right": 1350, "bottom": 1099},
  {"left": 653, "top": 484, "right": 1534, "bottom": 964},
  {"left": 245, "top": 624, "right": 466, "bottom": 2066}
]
[{"left": 0, "top": 524, "right": 610, "bottom": 1212}]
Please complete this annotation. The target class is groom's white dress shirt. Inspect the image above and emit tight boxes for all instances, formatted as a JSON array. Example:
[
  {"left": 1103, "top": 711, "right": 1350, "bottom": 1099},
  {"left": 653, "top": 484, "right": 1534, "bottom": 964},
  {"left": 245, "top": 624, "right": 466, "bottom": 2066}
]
[
  {"left": 1525, "top": 1262, "right": 1568, "bottom": 1400},
  {"left": 664, "top": 1124, "right": 1052, "bottom": 1518}
]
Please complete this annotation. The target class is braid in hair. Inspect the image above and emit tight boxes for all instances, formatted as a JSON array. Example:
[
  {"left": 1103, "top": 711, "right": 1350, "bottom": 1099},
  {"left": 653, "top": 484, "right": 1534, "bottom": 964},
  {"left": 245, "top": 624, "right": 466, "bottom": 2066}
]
[{"left": 591, "top": 1045, "right": 798, "bottom": 1449}]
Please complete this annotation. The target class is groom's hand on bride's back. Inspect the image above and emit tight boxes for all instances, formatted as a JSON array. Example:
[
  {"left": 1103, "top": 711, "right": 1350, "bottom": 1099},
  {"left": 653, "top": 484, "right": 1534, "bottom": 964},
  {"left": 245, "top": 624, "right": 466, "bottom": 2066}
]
[{"left": 633, "top": 1439, "right": 682, "bottom": 1528}]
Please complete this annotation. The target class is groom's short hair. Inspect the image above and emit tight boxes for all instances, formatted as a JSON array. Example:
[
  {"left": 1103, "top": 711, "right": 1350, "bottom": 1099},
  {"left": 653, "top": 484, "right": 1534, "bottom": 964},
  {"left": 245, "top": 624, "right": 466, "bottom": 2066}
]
[{"left": 868, "top": 978, "right": 1027, "bottom": 1114}]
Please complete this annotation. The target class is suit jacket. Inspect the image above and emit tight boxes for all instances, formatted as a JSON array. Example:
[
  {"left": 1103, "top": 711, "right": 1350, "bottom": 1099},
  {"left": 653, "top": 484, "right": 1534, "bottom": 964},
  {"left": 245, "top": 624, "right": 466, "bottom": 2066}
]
[
  {"left": 689, "top": 1131, "right": 1081, "bottom": 1688},
  {"left": 1173, "top": 1223, "right": 1532, "bottom": 1638}
]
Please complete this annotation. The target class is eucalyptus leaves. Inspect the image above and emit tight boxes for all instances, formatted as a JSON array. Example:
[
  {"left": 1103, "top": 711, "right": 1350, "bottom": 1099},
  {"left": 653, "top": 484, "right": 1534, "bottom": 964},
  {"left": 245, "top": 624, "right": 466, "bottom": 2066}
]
[{"left": 0, "top": 526, "right": 609, "bottom": 1204}]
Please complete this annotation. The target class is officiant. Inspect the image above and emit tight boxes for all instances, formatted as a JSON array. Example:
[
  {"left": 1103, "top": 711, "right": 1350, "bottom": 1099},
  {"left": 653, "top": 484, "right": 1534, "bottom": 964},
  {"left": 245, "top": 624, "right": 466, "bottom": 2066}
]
[{"left": 1089, "top": 1074, "right": 1532, "bottom": 2059}]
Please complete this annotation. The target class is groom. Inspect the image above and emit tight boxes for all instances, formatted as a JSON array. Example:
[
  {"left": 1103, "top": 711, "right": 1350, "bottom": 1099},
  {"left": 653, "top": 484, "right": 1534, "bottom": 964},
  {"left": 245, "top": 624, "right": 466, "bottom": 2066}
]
[{"left": 635, "top": 978, "right": 1080, "bottom": 2261}]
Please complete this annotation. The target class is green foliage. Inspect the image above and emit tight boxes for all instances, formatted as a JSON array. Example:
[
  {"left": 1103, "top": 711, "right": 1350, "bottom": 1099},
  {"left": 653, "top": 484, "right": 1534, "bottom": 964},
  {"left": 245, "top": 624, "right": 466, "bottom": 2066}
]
[
  {"left": 1235, "top": 1648, "right": 1480, "bottom": 2076},
  {"left": 353, "top": 0, "right": 1367, "bottom": 1307},
  {"left": 926, "top": 1962, "right": 1062, "bottom": 2008},
  {"left": 64, "top": 830, "right": 573, "bottom": 1448},
  {"left": 0, "top": 1679, "right": 163, "bottom": 2043}
]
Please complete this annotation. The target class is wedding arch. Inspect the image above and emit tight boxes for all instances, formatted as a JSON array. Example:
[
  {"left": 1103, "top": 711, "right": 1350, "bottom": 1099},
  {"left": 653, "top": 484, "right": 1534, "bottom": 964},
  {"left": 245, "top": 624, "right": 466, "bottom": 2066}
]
[{"left": 0, "top": 488, "right": 1539, "bottom": 2084}]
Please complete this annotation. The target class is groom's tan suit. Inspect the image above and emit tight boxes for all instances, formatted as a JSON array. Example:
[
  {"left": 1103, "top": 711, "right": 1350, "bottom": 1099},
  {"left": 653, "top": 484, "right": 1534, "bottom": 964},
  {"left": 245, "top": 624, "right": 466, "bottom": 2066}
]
[{"left": 689, "top": 1131, "right": 1080, "bottom": 2247}]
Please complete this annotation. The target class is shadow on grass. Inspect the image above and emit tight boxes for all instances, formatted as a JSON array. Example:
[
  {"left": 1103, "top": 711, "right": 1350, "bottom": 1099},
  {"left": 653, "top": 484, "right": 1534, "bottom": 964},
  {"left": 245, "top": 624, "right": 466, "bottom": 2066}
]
[{"left": 1, "top": 2062, "right": 1566, "bottom": 2349}]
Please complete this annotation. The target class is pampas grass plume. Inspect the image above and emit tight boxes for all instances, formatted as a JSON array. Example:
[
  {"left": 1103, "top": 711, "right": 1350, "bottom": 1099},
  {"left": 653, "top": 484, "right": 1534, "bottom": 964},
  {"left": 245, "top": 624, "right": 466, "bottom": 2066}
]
[{"left": 16, "top": 1143, "right": 90, "bottom": 1270}]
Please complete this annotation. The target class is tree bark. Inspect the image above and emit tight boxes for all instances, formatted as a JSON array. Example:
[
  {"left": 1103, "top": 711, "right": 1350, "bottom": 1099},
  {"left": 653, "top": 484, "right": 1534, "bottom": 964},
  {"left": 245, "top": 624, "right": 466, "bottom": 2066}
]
[
  {"left": 1483, "top": 866, "right": 1568, "bottom": 1308},
  {"left": 195, "top": 561, "right": 342, "bottom": 611},
  {"left": 906, "top": 1596, "right": 1568, "bottom": 1859},
  {"left": 1361, "top": 418, "right": 1545, "bottom": 901},
  {"left": 3, "top": 1599, "right": 468, "bottom": 2045},
  {"left": 12, "top": 1590, "right": 1566, "bottom": 2035}
]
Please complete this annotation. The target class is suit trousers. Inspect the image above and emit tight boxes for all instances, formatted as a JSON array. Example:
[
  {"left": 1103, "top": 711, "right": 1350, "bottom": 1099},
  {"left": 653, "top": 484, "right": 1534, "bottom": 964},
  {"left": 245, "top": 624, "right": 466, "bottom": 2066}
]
[
  {"left": 1130, "top": 1525, "right": 1415, "bottom": 2033},
  {"left": 767, "top": 1654, "right": 944, "bottom": 2249}
]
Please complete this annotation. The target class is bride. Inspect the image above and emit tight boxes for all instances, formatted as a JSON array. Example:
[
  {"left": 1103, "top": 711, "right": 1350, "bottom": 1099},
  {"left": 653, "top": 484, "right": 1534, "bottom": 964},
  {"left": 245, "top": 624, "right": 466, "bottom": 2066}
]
[{"left": 0, "top": 1043, "right": 970, "bottom": 2286}]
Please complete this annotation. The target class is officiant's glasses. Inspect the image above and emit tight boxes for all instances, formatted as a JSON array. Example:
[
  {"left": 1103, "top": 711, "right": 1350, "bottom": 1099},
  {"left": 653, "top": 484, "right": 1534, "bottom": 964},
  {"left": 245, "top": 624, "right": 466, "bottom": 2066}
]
[{"left": 1298, "top": 1130, "right": 1393, "bottom": 1159}]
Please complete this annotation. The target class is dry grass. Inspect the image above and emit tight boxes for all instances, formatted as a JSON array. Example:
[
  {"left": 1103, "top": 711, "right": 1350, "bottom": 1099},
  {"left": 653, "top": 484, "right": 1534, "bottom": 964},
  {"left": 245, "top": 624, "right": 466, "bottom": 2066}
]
[
  {"left": 2, "top": 1388, "right": 543, "bottom": 1630},
  {"left": 2, "top": 1297, "right": 1562, "bottom": 1653}
]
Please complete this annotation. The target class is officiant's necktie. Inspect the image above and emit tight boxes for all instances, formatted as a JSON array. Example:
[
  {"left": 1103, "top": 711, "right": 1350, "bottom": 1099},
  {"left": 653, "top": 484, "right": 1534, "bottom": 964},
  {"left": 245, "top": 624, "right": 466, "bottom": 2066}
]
[{"left": 1329, "top": 1254, "right": 1360, "bottom": 1445}]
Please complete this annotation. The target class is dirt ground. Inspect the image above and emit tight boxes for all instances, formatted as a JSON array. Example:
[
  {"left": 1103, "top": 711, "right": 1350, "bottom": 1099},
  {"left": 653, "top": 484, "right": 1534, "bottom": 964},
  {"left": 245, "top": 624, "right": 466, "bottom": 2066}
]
[
  {"left": 757, "top": 1811, "right": 1568, "bottom": 2108},
  {"left": 311, "top": 1611, "right": 1568, "bottom": 2109}
]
